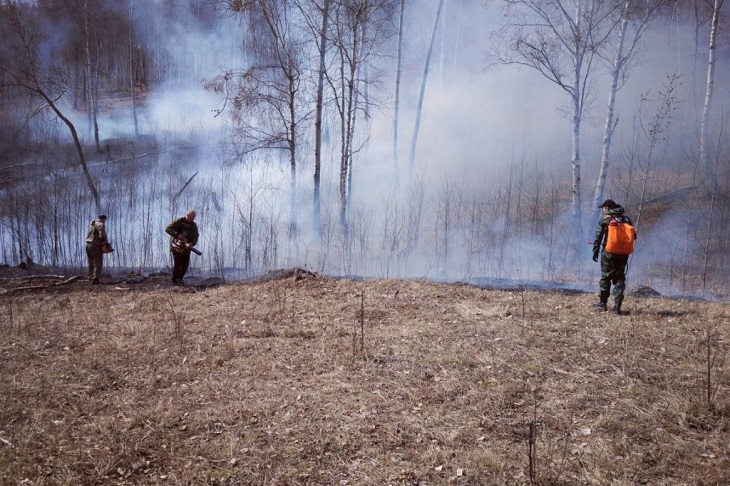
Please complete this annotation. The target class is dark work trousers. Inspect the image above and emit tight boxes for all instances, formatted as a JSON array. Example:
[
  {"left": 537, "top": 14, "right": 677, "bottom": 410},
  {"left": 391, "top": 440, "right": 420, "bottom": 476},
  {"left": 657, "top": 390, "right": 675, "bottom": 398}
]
[
  {"left": 171, "top": 250, "right": 191, "bottom": 284},
  {"left": 599, "top": 252, "right": 630, "bottom": 298},
  {"left": 86, "top": 243, "right": 104, "bottom": 283}
]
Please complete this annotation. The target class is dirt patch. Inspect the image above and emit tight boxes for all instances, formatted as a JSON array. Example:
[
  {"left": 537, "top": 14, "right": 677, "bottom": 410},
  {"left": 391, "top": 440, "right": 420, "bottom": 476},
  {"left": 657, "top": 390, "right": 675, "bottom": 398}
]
[
  {"left": 0, "top": 264, "right": 225, "bottom": 294},
  {"left": 0, "top": 269, "right": 728, "bottom": 484}
]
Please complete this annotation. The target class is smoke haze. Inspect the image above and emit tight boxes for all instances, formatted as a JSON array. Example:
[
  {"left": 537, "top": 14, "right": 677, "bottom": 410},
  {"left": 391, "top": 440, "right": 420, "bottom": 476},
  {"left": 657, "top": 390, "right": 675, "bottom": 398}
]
[{"left": 2, "top": 0, "right": 729, "bottom": 298}]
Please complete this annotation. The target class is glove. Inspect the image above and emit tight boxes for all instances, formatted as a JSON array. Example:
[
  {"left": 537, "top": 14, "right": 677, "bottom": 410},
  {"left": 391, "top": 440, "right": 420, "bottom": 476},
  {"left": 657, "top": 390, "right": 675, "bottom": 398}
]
[{"left": 592, "top": 251, "right": 599, "bottom": 262}]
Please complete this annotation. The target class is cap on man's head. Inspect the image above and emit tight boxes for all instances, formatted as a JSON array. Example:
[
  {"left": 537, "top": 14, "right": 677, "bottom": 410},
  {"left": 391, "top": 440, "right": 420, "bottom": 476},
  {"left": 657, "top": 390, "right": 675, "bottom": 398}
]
[
  {"left": 598, "top": 199, "right": 616, "bottom": 209},
  {"left": 98, "top": 214, "right": 108, "bottom": 220}
]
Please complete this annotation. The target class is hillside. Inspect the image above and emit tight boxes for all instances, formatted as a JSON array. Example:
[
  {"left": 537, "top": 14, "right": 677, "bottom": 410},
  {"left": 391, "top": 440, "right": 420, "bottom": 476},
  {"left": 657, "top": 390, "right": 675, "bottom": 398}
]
[{"left": 0, "top": 270, "right": 728, "bottom": 485}]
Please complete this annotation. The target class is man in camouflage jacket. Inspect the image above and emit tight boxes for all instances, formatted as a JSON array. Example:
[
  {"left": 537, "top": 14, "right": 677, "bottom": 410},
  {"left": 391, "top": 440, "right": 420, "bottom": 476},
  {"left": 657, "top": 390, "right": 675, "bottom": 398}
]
[
  {"left": 592, "top": 199, "right": 635, "bottom": 314},
  {"left": 165, "top": 209, "right": 199, "bottom": 286},
  {"left": 85, "top": 214, "right": 108, "bottom": 284}
]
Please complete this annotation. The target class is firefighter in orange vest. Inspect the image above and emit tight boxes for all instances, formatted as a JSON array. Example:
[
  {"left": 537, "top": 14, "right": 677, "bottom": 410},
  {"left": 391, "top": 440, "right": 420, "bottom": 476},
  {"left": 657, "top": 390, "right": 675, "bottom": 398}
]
[{"left": 592, "top": 199, "right": 635, "bottom": 314}]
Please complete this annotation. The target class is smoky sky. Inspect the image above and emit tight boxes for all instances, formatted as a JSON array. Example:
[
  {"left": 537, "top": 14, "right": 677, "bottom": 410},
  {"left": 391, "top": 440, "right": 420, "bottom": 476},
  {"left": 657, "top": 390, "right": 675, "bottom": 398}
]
[
  {"left": 7, "top": 0, "right": 730, "bottom": 294},
  {"left": 114, "top": 2, "right": 730, "bottom": 280},
  {"left": 118, "top": 1, "right": 730, "bottom": 183}
]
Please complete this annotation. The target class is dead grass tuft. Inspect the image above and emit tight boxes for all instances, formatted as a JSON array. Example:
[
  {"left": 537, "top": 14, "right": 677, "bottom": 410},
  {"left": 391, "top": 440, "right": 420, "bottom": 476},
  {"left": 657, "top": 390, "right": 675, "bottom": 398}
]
[{"left": 0, "top": 272, "right": 728, "bottom": 484}]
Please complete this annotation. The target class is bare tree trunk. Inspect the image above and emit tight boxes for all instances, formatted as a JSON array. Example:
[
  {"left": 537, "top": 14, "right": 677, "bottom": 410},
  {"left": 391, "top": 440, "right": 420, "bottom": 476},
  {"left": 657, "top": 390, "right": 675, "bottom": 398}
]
[
  {"left": 73, "top": 52, "right": 81, "bottom": 110},
  {"left": 392, "top": 0, "right": 405, "bottom": 184},
  {"left": 570, "top": 92, "right": 583, "bottom": 239},
  {"left": 682, "top": 157, "right": 701, "bottom": 292},
  {"left": 41, "top": 91, "right": 101, "bottom": 212},
  {"left": 591, "top": 0, "right": 662, "bottom": 225},
  {"left": 313, "top": 0, "right": 331, "bottom": 240},
  {"left": 335, "top": 4, "right": 366, "bottom": 241},
  {"left": 360, "top": 20, "right": 370, "bottom": 120},
  {"left": 408, "top": 0, "right": 444, "bottom": 168},
  {"left": 130, "top": 0, "right": 140, "bottom": 138},
  {"left": 699, "top": 0, "right": 723, "bottom": 178},
  {"left": 438, "top": 0, "right": 447, "bottom": 88},
  {"left": 339, "top": 46, "right": 356, "bottom": 239},
  {"left": 83, "top": 0, "right": 100, "bottom": 151},
  {"left": 701, "top": 177, "right": 717, "bottom": 296},
  {"left": 92, "top": 36, "right": 101, "bottom": 150},
  {"left": 84, "top": 0, "right": 92, "bottom": 137},
  {"left": 692, "top": 0, "right": 703, "bottom": 113},
  {"left": 569, "top": 0, "right": 585, "bottom": 242},
  {"left": 592, "top": 7, "right": 628, "bottom": 226},
  {"left": 289, "top": 89, "right": 298, "bottom": 243}
]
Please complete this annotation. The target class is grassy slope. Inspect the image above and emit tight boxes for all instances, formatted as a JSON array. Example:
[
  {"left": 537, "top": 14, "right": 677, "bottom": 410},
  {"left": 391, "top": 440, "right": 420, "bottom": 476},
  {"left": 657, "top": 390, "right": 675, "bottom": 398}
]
[{"left": 0, "top": 273, "right": 728, "bottom": 485}]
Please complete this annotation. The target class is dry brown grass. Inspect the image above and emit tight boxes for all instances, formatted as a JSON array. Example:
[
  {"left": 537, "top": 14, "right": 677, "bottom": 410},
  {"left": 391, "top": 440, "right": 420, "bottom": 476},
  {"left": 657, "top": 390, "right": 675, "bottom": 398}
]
[{"left": 1, "top": 270, "right": 728, "bottom": 485}]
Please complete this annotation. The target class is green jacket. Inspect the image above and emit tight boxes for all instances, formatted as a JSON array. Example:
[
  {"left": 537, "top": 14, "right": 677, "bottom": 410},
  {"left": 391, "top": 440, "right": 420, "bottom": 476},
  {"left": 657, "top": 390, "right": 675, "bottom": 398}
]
[
  {"left": 165, "top": 217, "right": 199, "bottom": 252},
  {"left": 593, "top": 205, "right": 635, "bottom": 255}
]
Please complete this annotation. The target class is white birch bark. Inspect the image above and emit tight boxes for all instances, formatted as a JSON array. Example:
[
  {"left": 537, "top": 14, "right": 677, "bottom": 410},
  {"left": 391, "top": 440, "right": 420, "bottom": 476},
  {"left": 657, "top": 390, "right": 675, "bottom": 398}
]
[
  {"left": 699, "top": 0, "right": 723, "bottom": 178},
  {"left": 593, "top": 18, "right": 626, "bottom": 211},
  {"left": 570, "top": 0, "right": 584, "bottom": 238},
  {"left": 591, "top": 0, "right": 663, "bottom": 225},
  {"left": 592, "top": 3, "right": 629, "bottom": 225},
  {"left": 130, "top": 0, "right": 139, "bottom": 138},
  {"left": 408, "top": 0, "right": 444, "bottom": 168},
  {"left": 392, "top": 0, "right": 405, "bottom": 185}
]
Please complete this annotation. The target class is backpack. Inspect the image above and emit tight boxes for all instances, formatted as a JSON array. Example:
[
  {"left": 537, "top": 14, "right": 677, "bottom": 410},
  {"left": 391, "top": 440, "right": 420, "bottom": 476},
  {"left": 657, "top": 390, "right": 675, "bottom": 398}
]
[
  {"left": 86, "top": 221, "right": 99, "bottom": 243},
  {"left": 605, "top": 217, "right": 636, "bottom": 255}
]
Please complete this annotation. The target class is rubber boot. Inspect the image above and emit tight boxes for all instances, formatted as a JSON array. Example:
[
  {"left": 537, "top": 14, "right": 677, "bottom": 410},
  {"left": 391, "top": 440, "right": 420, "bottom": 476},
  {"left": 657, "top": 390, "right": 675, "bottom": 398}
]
[
  {"left": 594, "top": 291, "right": 609, "bottom": 311},
  {"left": 613, "top": 296, "right": 623, "bottom": 315}
]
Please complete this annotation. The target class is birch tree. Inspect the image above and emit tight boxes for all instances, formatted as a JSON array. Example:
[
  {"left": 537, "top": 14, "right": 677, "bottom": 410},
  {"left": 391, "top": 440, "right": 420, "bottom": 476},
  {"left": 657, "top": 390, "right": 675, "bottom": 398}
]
[
  {"left": 313, "top": 0, "right": 332, "bottom": 240},
  {"left": 494, "top": 0, "right": 622, "bottom": 239},
  {"left": 130, "top": 0, "right": 140, "bottom": 138},
  {"left": 590, "top": 0, "right": 667, "bottom": 225},
  {"left": 392, "top": 0, "right": 405, "bottom": 182},
  {"left": 206, "top": 0, "right": 310, "bottom": 242},
  {"left": 699, "top": 0, "right": 724, "bottom": 178},
  {"left": 82, "top": 0, "right": 101, "bottom": 151},
  {"left": 326, "top": 0, "right": 397, "bottom": 236},
  {"left": 408, "top": 0, "right": 444, "bottom": 169},
  {"left": 294, "top": 0, "right": 333, "bottom": 240}
]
